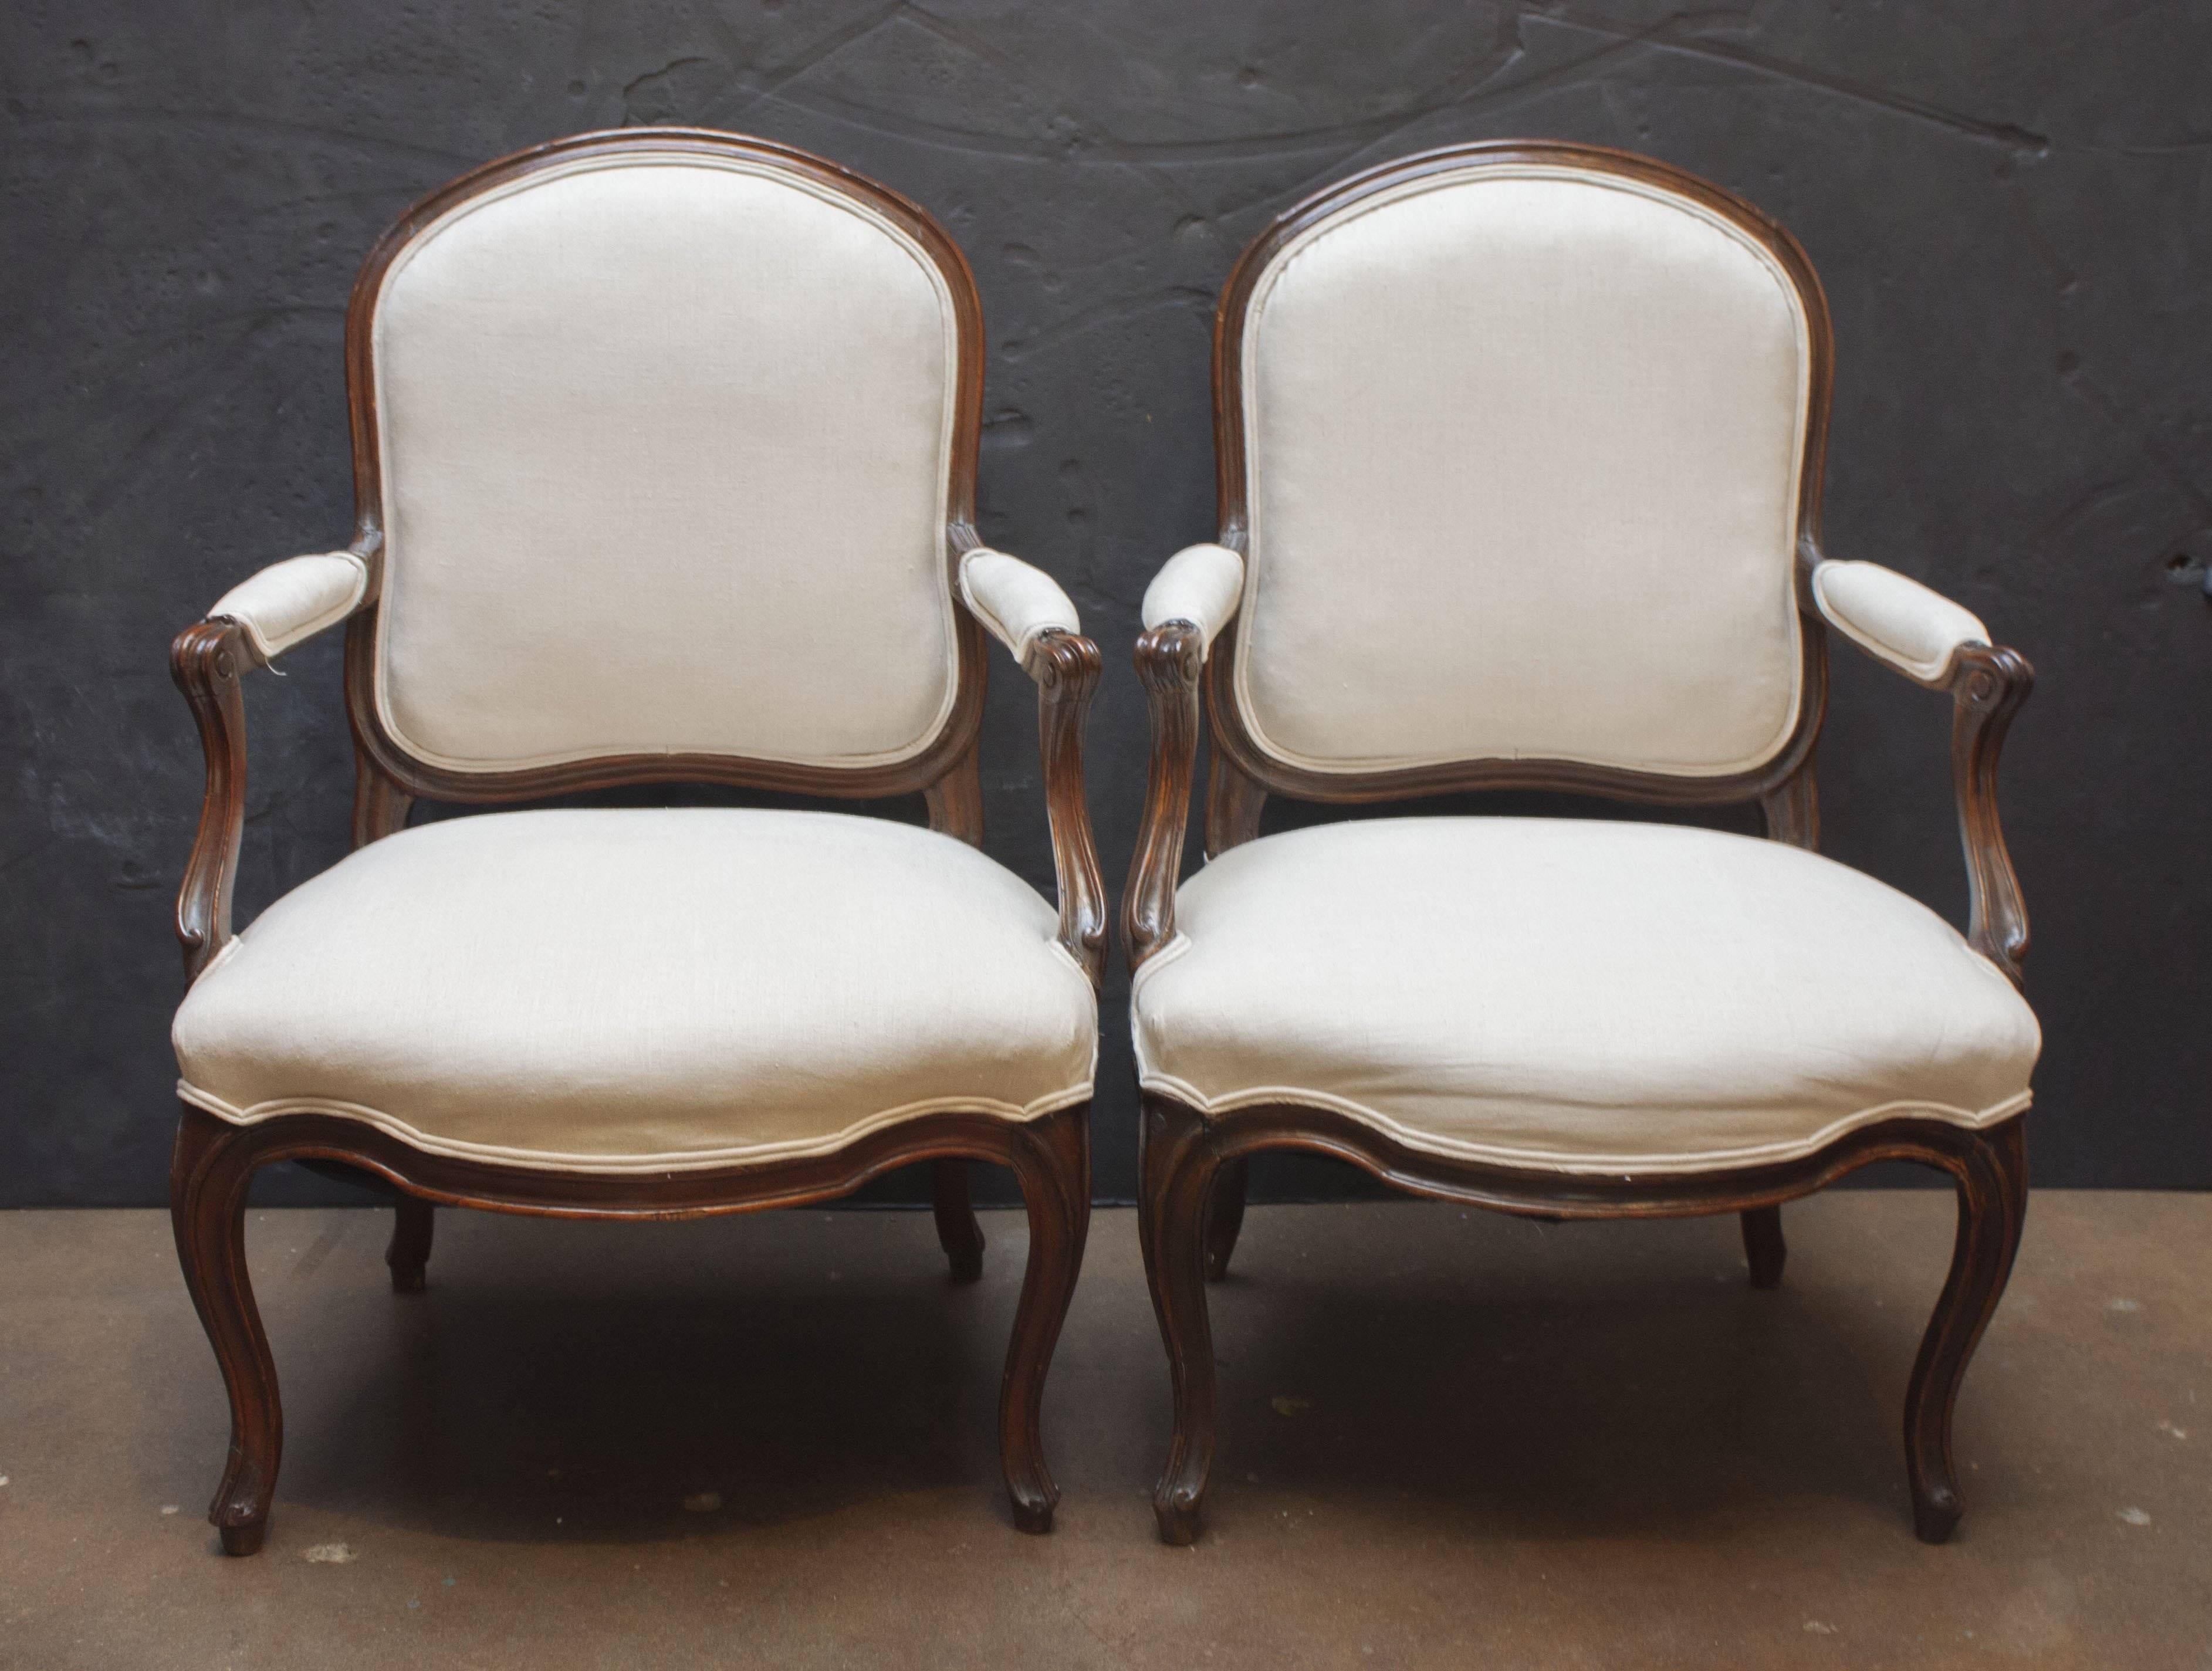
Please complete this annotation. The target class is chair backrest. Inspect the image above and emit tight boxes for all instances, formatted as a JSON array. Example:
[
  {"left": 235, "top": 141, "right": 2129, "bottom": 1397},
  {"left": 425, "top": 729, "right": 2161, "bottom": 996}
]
[
  {"left": 1209, "top": 142, "right": 1832, "bottom": 803},
  {"left": 341, "top": 130, "right": 986, "bottom": 802}
]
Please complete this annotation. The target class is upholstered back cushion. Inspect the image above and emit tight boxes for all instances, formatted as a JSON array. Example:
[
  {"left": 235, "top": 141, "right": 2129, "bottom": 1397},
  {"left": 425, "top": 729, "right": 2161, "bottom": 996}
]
[
  {"left": 1233, "top": 163, "right": 1813, "bottom": 777},
  {"left": 368, "top": 150, "right": 960, "bottom": 772}
]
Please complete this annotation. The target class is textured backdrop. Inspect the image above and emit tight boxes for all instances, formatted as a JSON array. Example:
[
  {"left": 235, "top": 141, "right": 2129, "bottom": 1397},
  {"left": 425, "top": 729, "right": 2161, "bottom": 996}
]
[{"left": 4, "top": 2, "right": 2207, "bottom": 1206}]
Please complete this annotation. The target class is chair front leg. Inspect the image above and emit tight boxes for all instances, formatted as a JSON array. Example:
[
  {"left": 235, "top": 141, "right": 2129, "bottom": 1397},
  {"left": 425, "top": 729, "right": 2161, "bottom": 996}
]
[
  {"left": 385, "top": 1196, "right": 434, "bottom": 1294},
  {"left": 170, "top": 1105, "right": 283, "bottom": 1555},
  {"left": 931, "top": 1158, "right": 986, "bottom": 1283},
  {"left": 997, "top": 1102, "right": 1091, "bottom": 1533},
  {"left": 1905, "top": 1116, "right": 2028, "bottom": 1543},
  {"left": 1139, "top": 1091, "right": 1224, "bottom": 1544}
]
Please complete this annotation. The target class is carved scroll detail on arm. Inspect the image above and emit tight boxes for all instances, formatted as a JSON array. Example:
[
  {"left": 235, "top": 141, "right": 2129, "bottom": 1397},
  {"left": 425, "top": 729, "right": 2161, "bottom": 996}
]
[
  {"left": 1124, "top": 622, "right": 1203, "bottom": 969},
  {"left": 1026, "top": 631, "right": 1109, "bottom": 987},
  {"left": 172, "top": 620, "right": 254, "bottom": 982},
  {"left": 1948, "top": 642, "right": 2033, "bottom": 987}
]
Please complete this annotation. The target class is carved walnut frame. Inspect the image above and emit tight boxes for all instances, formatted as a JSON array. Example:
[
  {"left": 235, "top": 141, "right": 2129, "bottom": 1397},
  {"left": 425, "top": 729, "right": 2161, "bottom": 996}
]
[
  {"left": 1121, "top": 141, "right": 2034, "bottom": 1547},
  {"left": 169, "top": 129, "right": 1106, "bottom": 1554}
]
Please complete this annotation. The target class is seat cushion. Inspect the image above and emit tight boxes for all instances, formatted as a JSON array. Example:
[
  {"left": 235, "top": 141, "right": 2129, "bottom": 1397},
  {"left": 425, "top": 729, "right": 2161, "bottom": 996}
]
[
  {"left": 1132, "top": 818, "right": 2038, "bottom": 1175},
  {"left": 174, "top": 810, "right": 1096, "bottom": 1172}
]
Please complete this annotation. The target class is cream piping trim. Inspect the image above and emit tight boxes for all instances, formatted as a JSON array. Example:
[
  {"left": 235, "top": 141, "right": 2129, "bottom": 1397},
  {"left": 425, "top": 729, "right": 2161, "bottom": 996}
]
[
  {"left": 1232, "top": 163, "right": 1813, "bottom": 779},
  {"left": 368, "top": 149, "right": 965, "bottom": 775},
  {"left": 1131, "top": 1065, "right": 2031, "bottom": 1179},
  {"left": 175, "top": 1079, "right": 1096, "bottom": 1175}
]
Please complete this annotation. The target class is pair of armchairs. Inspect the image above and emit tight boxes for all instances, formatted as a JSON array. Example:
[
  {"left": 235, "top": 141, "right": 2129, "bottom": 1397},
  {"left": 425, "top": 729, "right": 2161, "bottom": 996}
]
[{"left": 167, "top": 130, "right": 2038, "bottom": 1557}]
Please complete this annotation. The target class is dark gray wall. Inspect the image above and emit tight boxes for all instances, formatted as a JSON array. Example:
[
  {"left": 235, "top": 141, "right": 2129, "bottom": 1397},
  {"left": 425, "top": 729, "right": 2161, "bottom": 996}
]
[{"left": 5, "top": 2, "right": 2207, "bottom": 1207}]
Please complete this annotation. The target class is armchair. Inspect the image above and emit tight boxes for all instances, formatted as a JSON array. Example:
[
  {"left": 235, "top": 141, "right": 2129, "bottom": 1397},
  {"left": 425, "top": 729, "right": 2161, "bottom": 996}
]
[
  {"left": 1125, "top": 142, "right": 2038, "bottom": 1546},
  {"left": 167, "top": 130, "right": 1104, "bottom": 1554}
]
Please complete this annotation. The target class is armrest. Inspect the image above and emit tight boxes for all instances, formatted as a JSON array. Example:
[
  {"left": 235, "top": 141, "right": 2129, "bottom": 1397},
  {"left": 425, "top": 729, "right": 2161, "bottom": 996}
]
[
  {"left": 208, "top": 550, "right": 369, "bottom": 664},
  {"left": 1813, "top": 559, "right": 2032, "bottom": 987},
  {"left": 958, "top": 549, "right": 1080, "bottom": 672},
  {"left": 951, "top": 547, "right": 1107, "bottom": 986},
  {"left": 1811, "top": 559, "right": 1986, "bottom": 686},
  {"left": 1123, "top": 621, "right": 1204, "bottom": 970},
  {"left": 173, "top": 550, "right": 370, "bottom": 982},
  {"left": 1141, "top": 543, "right": 1243, "bottom": 656}
]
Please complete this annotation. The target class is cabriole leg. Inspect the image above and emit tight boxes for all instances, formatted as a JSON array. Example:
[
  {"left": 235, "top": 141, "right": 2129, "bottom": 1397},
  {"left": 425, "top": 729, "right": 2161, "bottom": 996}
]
[
  {"left": 932, "top": 1158, "right": 986, "bottom": 1284},
  {"left": 1904, "top": 1118, "right": 2028, "bottom": 1543},
  {"left": 170, "top": 1105, "right": 282, "bottom": 1556},
  {"left": 386, "top": 1196, "right": 434, "bottom": 1293},
  {"left": 997, "top": 1104, "right": 1091, "bottom": 1533},
  {"left": 1139, "top": 1092, "right": 1223, "bottom": 1545},
  {"left": 1741, "top": 1205, "right": 1786, "bottom": 1290}
]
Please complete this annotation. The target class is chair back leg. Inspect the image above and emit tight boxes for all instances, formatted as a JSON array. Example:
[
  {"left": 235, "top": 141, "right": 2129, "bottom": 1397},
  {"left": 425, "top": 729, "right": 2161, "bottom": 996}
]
[
  {"left": 1741, "top": 1205, "right": 1787, "bottom": 1289},
  {"left": 931, "top": 1158, "right": 986, "bottom": 1283},
  {"left": 1205, "top": 1158, "right": 1250, "bottom": 1282},
  {"left": 385, "top": 1197, "right": 434, "bottom": 1293}
]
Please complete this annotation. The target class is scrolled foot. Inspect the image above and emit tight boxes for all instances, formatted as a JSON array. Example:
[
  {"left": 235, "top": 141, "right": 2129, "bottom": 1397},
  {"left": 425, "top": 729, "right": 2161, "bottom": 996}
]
[
  {"left": 1912, "top": 1484, "right": 1963, "bottom": 1545},
  {"left": 1009, "top": 1485, "right": 1057, "bottom": 1535},
  {"left": 1154, "top": 1485, "right": 1203, "bottom": 1547}
]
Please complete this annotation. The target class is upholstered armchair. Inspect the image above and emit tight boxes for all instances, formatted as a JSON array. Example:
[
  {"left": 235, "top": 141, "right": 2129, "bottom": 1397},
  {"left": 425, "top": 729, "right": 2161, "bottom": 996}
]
[
  {"left": 168, "top": 130, "right": 1105, "bottom": 1554},
  {"left": 1125, "top": 143, "right": 2038, "bottom": 1547}
]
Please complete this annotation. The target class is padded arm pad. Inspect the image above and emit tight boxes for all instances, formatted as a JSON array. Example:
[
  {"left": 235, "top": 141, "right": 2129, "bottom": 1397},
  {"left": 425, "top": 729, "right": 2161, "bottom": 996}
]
[
  {"left": 208, "top": 551, "right": 370, "bottom": 662},
  {"left": 958, "top": 548, "right": 1081, "bottom": 661},
  {"left": 1812, "top": 559, "right": 1988, "bottom": 685},
  {"left": 1141, "top": 543, "right": 1244, "bottom": 654}
]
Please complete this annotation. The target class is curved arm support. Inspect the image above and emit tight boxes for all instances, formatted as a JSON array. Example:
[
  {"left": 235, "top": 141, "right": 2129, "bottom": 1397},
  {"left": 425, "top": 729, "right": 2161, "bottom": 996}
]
[
  {"left": 1948, "top": 642, "right": 2034, "bottom": 987},
  {"left": 171, "top": 620, "right": 252, "bottom": 982},
  {"left": 1027, "top": 631, "right": 1109, "bottom": 987},
  {"left": 1123, "top": 621, "right": 1204, "bottom": 969}
]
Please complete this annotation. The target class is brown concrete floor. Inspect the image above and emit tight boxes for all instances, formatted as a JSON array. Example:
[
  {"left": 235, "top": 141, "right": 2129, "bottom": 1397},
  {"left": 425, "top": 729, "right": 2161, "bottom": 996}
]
[{"left": 2, "top": 1193, "right": 2207, "bottom": 1669}]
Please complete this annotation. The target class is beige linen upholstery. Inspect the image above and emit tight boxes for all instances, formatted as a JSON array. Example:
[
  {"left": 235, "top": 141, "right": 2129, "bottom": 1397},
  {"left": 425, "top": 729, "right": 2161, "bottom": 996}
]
[
  {"left": 209, "top": 552, "right": 369, "bottom": 661},
  {"left": 368, "top": 150, "right": 962, "bottom": 773},
  {"left": 174, "top": 809, "right": 1097, "bottom": 1172},
  {"left": 1132, "top": 817, "right": 2038, "bottom": 1175},
  {"left": 1812, "top": 560, "right": 1988, "bottom": 684},
  {"left": 1234, "top": 165, "right": 1811, "bottom": 776},
  {"left": 959, "top": 549, "right": 1080, "bottom": 660},
  {"left": 1141, "top": 543, "right": 1244, "bottom": 654}
]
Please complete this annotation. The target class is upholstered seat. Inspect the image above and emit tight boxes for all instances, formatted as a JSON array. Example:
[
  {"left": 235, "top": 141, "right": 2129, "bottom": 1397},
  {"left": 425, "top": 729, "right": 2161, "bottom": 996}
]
[
  {"left": 174, "top": 808, "right": 1097, "bottom": 1171},
  {"left": 1134, "top": 816, "right": 2037, "bottom": 1174}
]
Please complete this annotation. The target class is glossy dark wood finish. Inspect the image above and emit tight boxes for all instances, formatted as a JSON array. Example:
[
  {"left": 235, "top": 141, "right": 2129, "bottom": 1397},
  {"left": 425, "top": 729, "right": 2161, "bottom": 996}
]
[
  {"left": 1026, "top": 628, "right": 1110, "bottom": 986},
  {"left": 171, "top": 1100, "right": 1090, "bottom": 1550},
  {"left": 170, "top": 620, "right": 251, "bottom": 982},
  {"left": 1947, "top": 643, "right": 2034, "bottom": 989},
  {"left": 170, "top": 130, "right": 1101, "bottom": 1551},
  {"left": 1122, "top": 622, "right": 1204, "bottom": 966},
  {"left": 1128, "top": 142, "right": 2037, "bottom": 1548}
]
